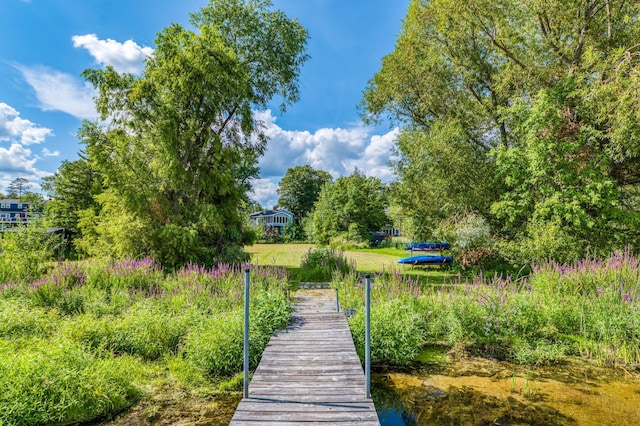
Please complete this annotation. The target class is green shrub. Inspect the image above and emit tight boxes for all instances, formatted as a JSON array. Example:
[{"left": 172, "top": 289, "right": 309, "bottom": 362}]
[
  {"left": 67, "top": 305, "right": 194, "bottom": 361},
  {"left": 182, "top": 292, "right": 291, "bottom": 378},
  {"left": 299, "top": 248, "right": 354, "bottom": 282},
  {"left": 0, "top": 223, "right": 59, "bottom": 284},
  {"left": 181, "top": 309, "right": 245, "bottom": 376},
  {"left": 0, "top": 338, "right": 145, "bottom": 425},
  {"left": 0, "top": 301, "right": 58, "bottom": 338},
  {"left": 349, "top": 299, "right": 424, "bottom": 365}
]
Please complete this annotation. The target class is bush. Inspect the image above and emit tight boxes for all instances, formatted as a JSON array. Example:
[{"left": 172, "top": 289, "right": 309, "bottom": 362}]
[
  {"left": 299, "top": 248, "right": 354, "bottom": 282},
  {"left": 435, "top": 212, "right": 494, "bottom": 270},
  {"left": 67, "top": 306, "right": 194, "bottom": 361},
  {"left": 0, "top": 338, "right": 145, "bottom": 425},
  {"left": 181, "top": 292, "right": 291, "bottom": 377},
  {"left": 0, "top": 301, "right": 58, "bottom": 338},
  {"left": 349, "top": 299, "right": 424, "bottom": 365},
  {"left": 498, "top": 221, "right": 583, "bottom": 266},
  {"left": 0, "top": 223, "right": 59, "bottom": 284}
]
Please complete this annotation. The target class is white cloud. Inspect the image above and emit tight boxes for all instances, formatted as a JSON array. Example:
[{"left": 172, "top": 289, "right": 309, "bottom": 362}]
[
  {"left": 0, "top": 143, "right": 52, "bottom": 194},
  {"left": 250, "top": 109, "right": 399, "bottom": 207},
  {"left": 0, "top": 103, "right": 57, "bottom": 194},
  {"left": 0, "top": 103, "right": 53, "bottom": 145},
  {"left": 0, "top": 143, "right": 41, "bottom": 175},
  {"left": 343, "top": 128, "right": 400, "bottom": 181},
  {"left": 41, "top": 147, "right": 60, "bottom": 157},
  {"left": 17, "top": 66, "right": 97, "bottom": 120},
  {"left": 250, "top": 178, "right": 279, "bottom": 208},
  {"left": 72, "top": 34, "right": 153, "bottom": 75}
]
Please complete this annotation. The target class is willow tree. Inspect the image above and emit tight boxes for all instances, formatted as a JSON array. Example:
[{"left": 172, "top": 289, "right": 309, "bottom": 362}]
[
  {"left": 79, "top": 0, "right": 308, "bottom": 267},
  {"left": 363, "top": 0, "right": 640, "bottom": 259}
]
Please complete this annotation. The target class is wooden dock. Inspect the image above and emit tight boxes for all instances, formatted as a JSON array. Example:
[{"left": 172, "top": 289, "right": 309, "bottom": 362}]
[{"left": 229, "top": 290, "right": 380, "bottom": 425}]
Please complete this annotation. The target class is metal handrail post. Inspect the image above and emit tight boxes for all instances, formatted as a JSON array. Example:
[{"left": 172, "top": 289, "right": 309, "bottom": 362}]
[
  {"left": 365, "top": 274, "right": 371, "bottom": 399},
  {"left": 335, "top": 287, "right": 340, "bottom": 312},
  {"left": 243, "top": 268, "right": 250, "bottom": 398}
]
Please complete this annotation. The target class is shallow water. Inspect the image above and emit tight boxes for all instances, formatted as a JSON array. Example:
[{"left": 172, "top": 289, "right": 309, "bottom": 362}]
[{"left": 372, "top": 356, "right": 640, "bottom": 425}]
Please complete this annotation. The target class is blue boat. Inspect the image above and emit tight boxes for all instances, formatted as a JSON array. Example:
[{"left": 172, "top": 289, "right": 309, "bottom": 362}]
[
  {"left": 398, "top": 255, "right": 453, "bottom": 265},
  {"left": 406, "top": 242, "right": 450, "bottom": 251}
]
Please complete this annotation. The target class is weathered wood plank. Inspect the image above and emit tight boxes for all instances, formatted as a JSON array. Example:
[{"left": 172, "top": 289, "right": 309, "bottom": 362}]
[{"left": 229, "top": 292, "right": 380, "bottom": 425}]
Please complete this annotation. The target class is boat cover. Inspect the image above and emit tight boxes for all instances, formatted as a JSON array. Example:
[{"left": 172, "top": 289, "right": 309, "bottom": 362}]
[{"left": 397, "top": 255, "right": 453, "bottom": 265}]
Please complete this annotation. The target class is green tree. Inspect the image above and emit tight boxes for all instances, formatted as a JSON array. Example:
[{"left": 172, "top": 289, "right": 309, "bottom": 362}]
[
  {"left": 7, "top": 178, "right": 32, "bottom": 198},
  {"left": 41, "top": 154, "right": 103, "bottom": 236},
  {"left": 277, "top": 165, "right": 332, "bottom": 221},
  {"left": 390, "top": 121, "right": 496, "bottom": 240},
  {"left": 20, "top": 192, "right": 45, "bottom": 215},
  {"left": 79, "top": 0, "right": 308, "bottom": 267},
  {"left": 362, "top": 0, "right": 640, "bottom": 260},
  {"left": 309, "top": 171, "right": 388, "bottom": 244}
]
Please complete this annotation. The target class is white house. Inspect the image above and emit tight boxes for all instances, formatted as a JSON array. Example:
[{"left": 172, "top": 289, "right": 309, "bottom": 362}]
[{"left": 249, "top": 207, "right": 295, "bottom": 235}]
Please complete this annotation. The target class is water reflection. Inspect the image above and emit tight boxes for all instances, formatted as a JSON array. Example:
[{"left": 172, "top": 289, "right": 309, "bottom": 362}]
[{"left": 372, "top": 356, "right": 640, "bottom": 426}]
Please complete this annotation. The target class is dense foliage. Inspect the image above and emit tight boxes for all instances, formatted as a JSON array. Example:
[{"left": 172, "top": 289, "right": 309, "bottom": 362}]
[
  {"left": 0, "top": 259, "right": 290, "bottom": 425},
  {"left": 277, "top": 165, "right": 333, "bottom": 222},
  {"left": 0, "top": 224, "right": 60, "bottom": 285},
  {"left": 362, "top": 0, "right": 640, "bottom": 264},
  {"left": 49, "top": 0, "right": 309, "bottom": 267},
  {"left": 339, "top": 249, "right": 640, "bottom": 368},
  {"left": 41, "top": 155, "right": 103, "bottom": 238},
  {"left": 298, "top": 248, "right": 355, "bottom": 282},
  {"left": 308, "top": 170, "right": 389, "bottom": 244}
]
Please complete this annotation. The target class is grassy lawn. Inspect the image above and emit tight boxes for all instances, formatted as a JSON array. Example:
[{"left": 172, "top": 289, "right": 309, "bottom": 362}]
[
  {"left": 246, "top": 243, "right": 458, "bottom": 286},
  {"left": 245, "top": 243, "right": 315, "bottom": 268}
]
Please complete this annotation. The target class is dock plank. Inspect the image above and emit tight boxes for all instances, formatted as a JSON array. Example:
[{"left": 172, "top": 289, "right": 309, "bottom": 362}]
[{"left": 229, "top": 291, "right": 380, "bottom": 425}]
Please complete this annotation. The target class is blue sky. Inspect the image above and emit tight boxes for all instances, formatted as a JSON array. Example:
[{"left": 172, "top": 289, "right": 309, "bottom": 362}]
[{"left": 0, "top": 0, "right": 408, "bottom": 207}]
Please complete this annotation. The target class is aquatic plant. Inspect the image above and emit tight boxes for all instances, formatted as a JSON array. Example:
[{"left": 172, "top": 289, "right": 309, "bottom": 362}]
[{"left": 341, "top": 249, "right": 640, "bottom": 368}]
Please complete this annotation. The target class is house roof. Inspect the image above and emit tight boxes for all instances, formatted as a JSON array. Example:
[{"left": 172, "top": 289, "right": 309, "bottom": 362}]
[
  {"left": 0, "top": 199, "right": 23, "bottom": 204},
  {"left": 249, "top": 208, "right": 294, "bottom": 218}
]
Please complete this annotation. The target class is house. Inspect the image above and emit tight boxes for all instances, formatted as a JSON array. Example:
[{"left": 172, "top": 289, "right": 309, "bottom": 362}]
[
  {"left": 382, "top": 224, "right": 402, "bottom": 237},
  {"left": 249, "top": 207, "right": 295, "bottom": 235},
  {"left": 0, "top": 199, "right": 40, "bottom": 228}
]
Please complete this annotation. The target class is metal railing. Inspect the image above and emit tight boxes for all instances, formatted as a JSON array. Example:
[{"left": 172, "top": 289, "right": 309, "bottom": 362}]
[{"left": 241, "top": 270, "right": 372, "bottom": 400}]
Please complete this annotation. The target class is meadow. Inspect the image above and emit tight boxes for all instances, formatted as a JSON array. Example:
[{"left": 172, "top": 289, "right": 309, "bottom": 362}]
[
  {"left": 1, "top": 241, "right": 639, "bottom": 424},
  {"left": 247, "top": 243, "right": 640, "bottom": 368},
  {"left": 0, "top": 258, "right": 290, "bottom": 425},
  {"left": 337, "top": 248, "right": 640, "bottom": 368}
]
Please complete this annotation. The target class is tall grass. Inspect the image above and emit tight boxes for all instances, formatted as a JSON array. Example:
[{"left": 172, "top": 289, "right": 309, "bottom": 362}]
[
  {"left": 338, "top": 250, "right": 640, "bottom": 368},
  {"left": 298, "top": 248, "right": 355, "bottom": 282},
  {"left": 0, "top": 258, "right": 291, "bottom": 425}
]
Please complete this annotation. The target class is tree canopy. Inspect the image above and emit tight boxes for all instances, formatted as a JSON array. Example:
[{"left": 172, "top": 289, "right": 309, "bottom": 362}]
[
  {"left": 75, "top": 0, "right": 308, "bottom": 267},
  {"left": 362, "top": 0, "right": 640, "bottom": 262},
  {"left": 6, "top": 178, "right": 32, "bottom": 199},
  {"left": 308, "top": 170, "right": 388, "bottom": 245},
  {"left": 41, "top": 154, "right": 103, "bottom": 236},
  {"left": 277, "top": 165, "right": 332, "bottom": 221}
]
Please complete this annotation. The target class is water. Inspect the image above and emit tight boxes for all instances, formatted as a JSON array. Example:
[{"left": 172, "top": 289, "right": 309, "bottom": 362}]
[{"left": 372, "top": 355, "right": 640, "bottom": 425}]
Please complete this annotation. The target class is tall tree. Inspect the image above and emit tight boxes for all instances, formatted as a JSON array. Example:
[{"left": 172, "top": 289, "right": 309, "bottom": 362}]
[
  {"left": 7, "top": 178, "right": 32, "bottom": 198},
  {"left": 277, "top": 165, "right": 332, "bottom": 221},
  {"left": 41, "top": 154, "right": 103, "bottom": 236},
  {"left": 309, "top": 170, "right": 388, "bottom": 244},
  {"left": 80, "top": 0, "right": 308, "bottom": 267},
  {"left": 362, "top": 0, "right": 640, "bottom": 259}
]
